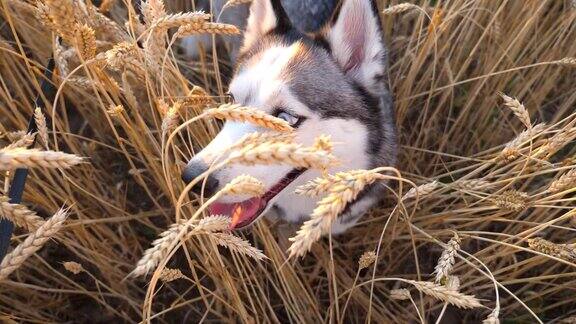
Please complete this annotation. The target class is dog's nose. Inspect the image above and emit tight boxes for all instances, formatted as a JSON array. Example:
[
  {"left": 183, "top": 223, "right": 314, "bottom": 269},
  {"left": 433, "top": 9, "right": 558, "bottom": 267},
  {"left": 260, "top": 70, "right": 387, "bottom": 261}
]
[{"left": 181, "top": 161, "right": 220, "bottom": 196}]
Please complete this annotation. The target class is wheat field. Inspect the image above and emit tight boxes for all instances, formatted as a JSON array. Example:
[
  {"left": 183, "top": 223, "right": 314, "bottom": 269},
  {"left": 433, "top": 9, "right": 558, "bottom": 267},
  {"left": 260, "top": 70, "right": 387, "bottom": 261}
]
[{"left": 0, "top": 0, "right": 575, "bottom": 323}]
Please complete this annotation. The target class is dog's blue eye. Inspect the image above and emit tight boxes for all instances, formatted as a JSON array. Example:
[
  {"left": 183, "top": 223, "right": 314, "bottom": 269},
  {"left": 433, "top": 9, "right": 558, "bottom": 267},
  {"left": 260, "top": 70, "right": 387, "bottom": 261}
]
[{"left": 276, "top": 111, "right": 300, "bottom": 126}]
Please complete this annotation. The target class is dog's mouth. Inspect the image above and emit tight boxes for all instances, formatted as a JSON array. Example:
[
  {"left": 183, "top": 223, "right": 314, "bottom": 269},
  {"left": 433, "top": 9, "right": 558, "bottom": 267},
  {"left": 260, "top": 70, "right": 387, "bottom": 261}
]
[{"left": 209, "top": 169, "right": 305, "bottom": 229}]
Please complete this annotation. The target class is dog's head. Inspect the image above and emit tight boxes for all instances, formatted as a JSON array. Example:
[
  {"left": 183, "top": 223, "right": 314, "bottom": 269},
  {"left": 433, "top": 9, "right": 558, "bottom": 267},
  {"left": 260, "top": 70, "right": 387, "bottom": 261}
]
[{"left": 183, "top": 0, "right": 396, "bottom": 229}]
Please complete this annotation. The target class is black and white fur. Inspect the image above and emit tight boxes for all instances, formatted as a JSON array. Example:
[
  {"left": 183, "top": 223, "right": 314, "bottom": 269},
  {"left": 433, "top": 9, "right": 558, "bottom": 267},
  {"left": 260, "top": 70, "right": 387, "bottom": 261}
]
[{"left": 182, "top": 0, "right": 397, "bottom": 234}]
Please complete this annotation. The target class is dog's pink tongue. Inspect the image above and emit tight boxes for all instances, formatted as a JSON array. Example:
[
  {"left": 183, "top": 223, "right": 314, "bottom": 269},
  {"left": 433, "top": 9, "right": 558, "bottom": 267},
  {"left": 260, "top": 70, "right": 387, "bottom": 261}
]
[{"left": 209, "top": 197, "right": 263, "bottom": 229}]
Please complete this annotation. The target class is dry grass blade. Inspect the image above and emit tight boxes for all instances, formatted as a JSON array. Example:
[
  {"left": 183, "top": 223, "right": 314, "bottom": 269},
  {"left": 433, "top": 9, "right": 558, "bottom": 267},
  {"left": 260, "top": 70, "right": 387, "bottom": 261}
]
[
  {"left": 34, "top": 108, "right": 49, "bottom": 148},
  {"left": 0, "top": 197, "right": 45, "bottom": 232},
  {"left": 500, "top": 93, "right": 531, "bottom": 129},
  {"left": 205, "top": 104, "right": 293, "bottom": 132},
  {"left": 210, "top": 232, "right": 267, "bottom": 261},
  {"left": 0, "top": 208, "right": 68, "bottom": 280},
  {"left": 0, "top": 149, "right": 83, "bottom": 170},
  {"left": 406, "top": 280, "right": 483, "bottom": 309}
]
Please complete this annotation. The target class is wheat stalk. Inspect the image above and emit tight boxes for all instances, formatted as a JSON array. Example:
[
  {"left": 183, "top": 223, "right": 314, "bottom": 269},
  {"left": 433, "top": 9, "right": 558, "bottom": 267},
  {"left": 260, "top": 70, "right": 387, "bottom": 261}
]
[
  {"left": 406, "top": 280, "right": 482, "bottom": 309},
  {"left": 193, "top": 215, "right": 231, "bottom": 233},
  {"left": 161, "top": 102, "right": 182, "bottom": 136},
  {"left": 205, "top": 104, "right": 293, "bottom": 132},
  {"left": 454, "top": 179, "right": 494, "bottom": 191},
  {"left": 141, "top": 0, "right": 166, "bottom": 26},
  {"left": 230, "top": 132, "right": 295, "bottom": 152},
  {"left": 222, "top": 0, "right": 252, "bottom": 10},
  {"left": 74, "top": 24, "right": 96, "bottom": 60},
  {"left": 557, "top": 57, "right": 576, "bottom": 67},
  {"left": 402, "top": 181, "right": 439, "bottom": 200},
  {"left": 483, "top": 308, "right": 500, "bottom": 324},
  {"left": 34, "top": 108, "right": 49, "bottom": 148},
  {"left": 547, "top": 169, "right": 576, "bottom": 193},
  {"left": 107, "top": 105, "right": 125, "bottom": 117},
  {"left": 44, "top": 0, "right": 76, "bottom": 41},
  {"left": 105, "top": 42, "right": 140, "bottom": 71},
  {"left": 159, "top": 268, "right": 185, "bottom": 282},
  {"left": 492, "top": 190, "right": 530, "bottom": 212},
  {"left": 4, "top": 131, "right": 26, "bottom": 142},
  {"left": 390, "top": 288, "right": 411, "bottom": 300},
  {"left": 497, "top": 123, "right": 547, "bottom": 164},
  {"left": 229, "top": 141, "right": 336, "bottom": 170},
  {"left": 210, "top": 232, "right": 267, "bottom": 260},
  {"left": 0, "top": 208, "right": 68, "bottom": 280},
  {"left": 175, "top": 22, "right": 240, "bottom": 37},
  {"left": 133, "top": 215, "right": 233, "bottom": 277},
  {"left": 63, "top": 261, "right": 84, "bottom": 274},
  {"left": 289, "top": 169, "right": 389, "bottom": 258},
  {"left": 528, "top": 237, "right": 576, "bottom": 262},
  {"left": 382, "top": 3, "right": 421, "bottom": 15},
  {"left": 152, "top": 12, "right": 211, "bottom": 30},
  {"left": 358, "top": 251, "right": 377, "bottom": 270},
  {"left": 3, "top": 133, "right": 35, "bottom": 150},
  {"left": 0, "top": 148, "right": 83, "bottom": 170},
  {"left": 221, "top": 175, "right": 265, "bottom": 197},
  {"left": 296, "top": 170, "right": 367, "bottom": 197},
  {"left": 501, "top": 93, "right": 531, "bottom": 129},
  {"left": 433, "top": 232, "right": 461, "bottom": 283},
  {"left": 0, "top": 197, "right": 45, "bottom": 232},
  {"left": 131, "top": 222, "right": 185, "bottom": 277}
]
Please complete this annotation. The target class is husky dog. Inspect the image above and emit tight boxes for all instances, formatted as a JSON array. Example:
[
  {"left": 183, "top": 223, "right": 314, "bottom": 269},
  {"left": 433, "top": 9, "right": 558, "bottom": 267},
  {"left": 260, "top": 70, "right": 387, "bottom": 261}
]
[
  {"left": 182, "top": 0, "right": 397, "bottom": 234},
  {"left": 182, "top": 0, "right": 338, "bottom": 60}
]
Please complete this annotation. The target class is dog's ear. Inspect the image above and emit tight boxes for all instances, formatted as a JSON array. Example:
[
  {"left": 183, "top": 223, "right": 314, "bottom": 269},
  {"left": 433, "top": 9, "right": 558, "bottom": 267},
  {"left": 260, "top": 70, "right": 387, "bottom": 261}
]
[
  {"left": 324, "top": 0, "right": 387, "bottom": 94},
  {"left": 242, "top": 0, "right": 292, "bottom": 50}
]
